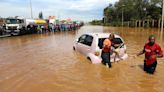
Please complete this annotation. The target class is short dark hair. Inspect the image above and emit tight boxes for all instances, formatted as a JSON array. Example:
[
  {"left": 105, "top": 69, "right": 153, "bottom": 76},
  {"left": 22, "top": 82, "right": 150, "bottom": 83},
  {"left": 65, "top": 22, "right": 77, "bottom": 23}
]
[{"left": 149, "top": 35, "right": 155, "bottom": 40}]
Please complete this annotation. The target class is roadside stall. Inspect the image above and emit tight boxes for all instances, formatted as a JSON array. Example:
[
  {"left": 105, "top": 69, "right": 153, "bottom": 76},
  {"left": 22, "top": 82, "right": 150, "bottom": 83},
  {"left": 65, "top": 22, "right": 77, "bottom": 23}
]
[{"left": 34, "top": 19, "right": 47, "bottom": 33}]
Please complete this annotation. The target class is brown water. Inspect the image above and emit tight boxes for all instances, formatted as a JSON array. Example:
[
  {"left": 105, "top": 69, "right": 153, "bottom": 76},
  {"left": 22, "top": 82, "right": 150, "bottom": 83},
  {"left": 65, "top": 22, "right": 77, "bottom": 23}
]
[{"left": 0, "top": 26, "right": 164, "bottom": 92}]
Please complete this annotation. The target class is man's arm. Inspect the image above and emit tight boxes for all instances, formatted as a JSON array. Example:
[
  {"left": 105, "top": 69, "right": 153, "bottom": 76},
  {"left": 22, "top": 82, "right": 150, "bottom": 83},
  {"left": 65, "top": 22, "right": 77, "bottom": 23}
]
[
  {"left": 150, "top": 45, "right": 163, "bottom": 59},
  {"left": 137, "top": 49, "right": 145, "bottom": 56},
  {"left": 156, "top": 45, "right": 163, "bottom": 58},
  {"left": 156, "top": 53, "right": 163, "bottom": 58},
  {"left": 149, "top": 51, "right": 163, "bottom": 59}
]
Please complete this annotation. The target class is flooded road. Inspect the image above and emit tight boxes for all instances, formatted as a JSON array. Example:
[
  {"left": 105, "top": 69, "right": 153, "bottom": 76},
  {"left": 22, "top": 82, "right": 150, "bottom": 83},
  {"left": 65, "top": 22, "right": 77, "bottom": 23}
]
[{"left": 0, "top": 26, "right": 164, "bottom": 92}]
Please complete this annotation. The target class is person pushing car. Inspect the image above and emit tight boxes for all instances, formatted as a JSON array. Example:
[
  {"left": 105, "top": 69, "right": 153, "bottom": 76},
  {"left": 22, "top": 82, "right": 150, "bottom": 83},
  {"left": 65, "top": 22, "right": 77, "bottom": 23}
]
[{"left": 101, "top": 34, "right": 112, "bottom": 68}]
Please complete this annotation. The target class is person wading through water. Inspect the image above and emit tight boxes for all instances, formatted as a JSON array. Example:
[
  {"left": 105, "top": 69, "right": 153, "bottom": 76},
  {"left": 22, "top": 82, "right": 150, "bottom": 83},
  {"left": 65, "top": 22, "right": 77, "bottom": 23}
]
[
  {"left": 137, "top": 35, "right": 163, "bottom": 74},
  {"left": 109, "top": 33, "right": 123, "bottom": 62},
  {"left": 101, "top": 34, "right": 112, "bottom": 68}
]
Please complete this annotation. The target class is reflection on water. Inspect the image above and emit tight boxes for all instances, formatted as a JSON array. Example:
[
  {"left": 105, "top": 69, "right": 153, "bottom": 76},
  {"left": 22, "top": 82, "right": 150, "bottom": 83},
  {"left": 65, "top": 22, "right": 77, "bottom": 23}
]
[{"left": 0, "top": 26, "right": 164, "bottom": 92}]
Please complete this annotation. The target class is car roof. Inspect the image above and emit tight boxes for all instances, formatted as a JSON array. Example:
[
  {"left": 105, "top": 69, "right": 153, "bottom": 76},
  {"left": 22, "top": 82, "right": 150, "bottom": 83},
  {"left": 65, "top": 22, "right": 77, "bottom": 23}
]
[{"left": 86, "top": 33, "right": 121, "bottom": 38}]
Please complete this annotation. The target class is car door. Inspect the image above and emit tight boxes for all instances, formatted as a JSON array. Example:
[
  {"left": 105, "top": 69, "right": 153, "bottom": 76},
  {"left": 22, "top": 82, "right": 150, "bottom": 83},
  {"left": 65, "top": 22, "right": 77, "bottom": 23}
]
[
  {"left": 76, "top": 34, "right": 87, "bottom": 54},
  {"left": 82, "top": 35, "right": 93, "bottom": 55},
  {"left": 76, "top": 34, "right": 93, "bottom": 56}
]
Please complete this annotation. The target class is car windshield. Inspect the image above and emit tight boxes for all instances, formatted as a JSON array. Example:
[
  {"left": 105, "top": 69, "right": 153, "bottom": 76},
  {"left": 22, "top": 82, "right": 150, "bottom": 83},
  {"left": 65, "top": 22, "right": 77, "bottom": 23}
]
[
  {"left": 6, "top": 19, "right": 23, "bottom": 24},
  {"left": 112, "top": 38, "right": 123, "bottom": 44},
  {"left": 98, "top": 38, "right": 123, "bottom": 49}
]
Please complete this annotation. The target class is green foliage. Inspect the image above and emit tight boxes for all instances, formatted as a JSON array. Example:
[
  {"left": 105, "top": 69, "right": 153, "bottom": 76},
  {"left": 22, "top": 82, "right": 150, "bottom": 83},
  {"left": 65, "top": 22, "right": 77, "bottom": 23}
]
[
  {"left": 90, "top": 20, "right": 102, "bottom": 25},
  {"left": 39, "top": 12, "right": 43, "bottom": 19},
  {"left": 103, "top": 0, "right": 162, "bottom": 24}
]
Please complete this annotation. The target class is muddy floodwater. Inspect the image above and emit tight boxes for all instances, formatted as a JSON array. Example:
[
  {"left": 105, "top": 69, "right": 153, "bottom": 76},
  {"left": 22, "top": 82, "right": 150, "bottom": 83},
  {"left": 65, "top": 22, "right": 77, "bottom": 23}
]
[{"left": 0, "top": 26, "right": 164, "bottom": 92}]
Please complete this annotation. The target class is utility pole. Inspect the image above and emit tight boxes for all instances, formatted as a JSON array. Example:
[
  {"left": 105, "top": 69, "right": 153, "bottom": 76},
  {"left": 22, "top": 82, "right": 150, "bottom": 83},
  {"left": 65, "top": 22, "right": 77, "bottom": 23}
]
[
  {"left": 122, "top": 9, "right": 124, "bottom": 26},
  {"left": 161, "top": 0, "right": 164, "bottom": 30},
  {"left": 161, "top": 0, "right": 164, "bottom": 32},
  {"left": 103, "top": 17, "right": 106, "bottom": 24},
  {"left": 30, "top": 0, "right": 33, "bottom": 19},
  {"left": 122, "top": 5, "right": 125, "bottom": 27}
]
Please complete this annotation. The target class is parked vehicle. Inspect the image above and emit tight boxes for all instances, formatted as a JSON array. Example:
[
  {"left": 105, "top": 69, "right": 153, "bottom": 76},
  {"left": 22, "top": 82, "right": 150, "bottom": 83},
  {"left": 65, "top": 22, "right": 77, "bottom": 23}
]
[
  {"left": 0, "top": 25, "right": 3, "bottom": 35},
  {"left": 73, "top": 33, "right": 128, "bottom": 64},
  {"left": 5, "top": 17, "right": 47, "bottom": 35}
]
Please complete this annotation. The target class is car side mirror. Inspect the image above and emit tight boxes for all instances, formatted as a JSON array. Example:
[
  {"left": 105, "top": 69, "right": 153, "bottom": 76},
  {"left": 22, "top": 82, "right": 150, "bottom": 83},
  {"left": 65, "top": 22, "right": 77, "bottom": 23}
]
[{"left": 76, "top": 38, "right": 79, "bottom": 42}]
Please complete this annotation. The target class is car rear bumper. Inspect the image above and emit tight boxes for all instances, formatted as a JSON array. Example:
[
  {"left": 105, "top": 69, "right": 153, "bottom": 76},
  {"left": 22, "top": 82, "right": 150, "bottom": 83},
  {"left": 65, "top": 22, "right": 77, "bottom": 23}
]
[
  {"left": 88, "top": 54, "right": 102, "bottom": 64},
  {"left": 110, "top": 53, "right": 128, "bottom": 62},
  {"left": 89, "top": 53, "right": 128, "bottom": 64}
]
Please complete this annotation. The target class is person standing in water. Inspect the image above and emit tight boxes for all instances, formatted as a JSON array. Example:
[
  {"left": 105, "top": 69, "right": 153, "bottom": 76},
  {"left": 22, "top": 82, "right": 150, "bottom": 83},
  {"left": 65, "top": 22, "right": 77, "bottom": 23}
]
[
  {"left": 109, "top": 33, "right": 123, "bottom": 62},
  {"left": 137, "top": 35, "right": 163, "bottom": 74},
  {"left": 101, "top": 34, "right": 112, "bottom": 68}
]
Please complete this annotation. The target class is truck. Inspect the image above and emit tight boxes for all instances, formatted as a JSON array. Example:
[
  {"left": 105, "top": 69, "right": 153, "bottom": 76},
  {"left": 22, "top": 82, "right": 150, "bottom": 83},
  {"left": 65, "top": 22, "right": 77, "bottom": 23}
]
[
  {"left": 5, "top": 17, "right": 38, "bottom": 35},
  {"left": 0, "top": 18, "right": 5, "bottom": 36}
]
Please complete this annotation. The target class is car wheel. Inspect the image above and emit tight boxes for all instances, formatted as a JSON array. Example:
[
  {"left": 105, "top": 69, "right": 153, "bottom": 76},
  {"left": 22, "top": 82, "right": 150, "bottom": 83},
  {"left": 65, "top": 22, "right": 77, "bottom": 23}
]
[
  {"left": 87, "top": 57, "right": 91, "bottom": 61},
  {"left": 73, "top": 46, "right": 75, "bottom": 51}
]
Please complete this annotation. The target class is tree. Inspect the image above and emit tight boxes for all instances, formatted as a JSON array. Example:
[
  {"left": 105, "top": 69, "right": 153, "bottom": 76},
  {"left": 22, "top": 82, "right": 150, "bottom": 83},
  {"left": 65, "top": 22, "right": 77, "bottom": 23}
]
[
  {"left": 38, "top": 12, "right": 43, "bottom": 19},
  {"left": 90, "top": 20, "right": 102, "bottom": 25},
  {"left": 103, "top": 0, "right": 162, "bottom": 24}
]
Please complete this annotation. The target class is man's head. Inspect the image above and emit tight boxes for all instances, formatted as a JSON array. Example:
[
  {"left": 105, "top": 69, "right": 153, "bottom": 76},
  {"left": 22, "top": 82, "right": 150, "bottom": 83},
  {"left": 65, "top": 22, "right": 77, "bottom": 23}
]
[
  {"left": 109, "top": 33, "right": 115, "bottom": 40},
  {"left": 148, "top": 35, "right": 155, "bottom": 46}
]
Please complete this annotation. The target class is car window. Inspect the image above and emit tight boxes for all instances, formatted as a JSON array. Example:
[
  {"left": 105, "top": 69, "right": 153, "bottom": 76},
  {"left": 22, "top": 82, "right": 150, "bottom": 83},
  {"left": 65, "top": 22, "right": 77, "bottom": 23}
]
[
  {"left": 78, "top": 35, "right": 87, "bottom": 44},
  {"left": 98, "top": 38, "right": 123, "bottom": 49},
  {"left": 78, "top": 35, "right": 93, "bottom": 46},
  {"left": 98, "top": 38, "right": 106, "bottom": 49},
  {"left": 112, "top": 38, "right": 123, "bottom": 44},
  {"left": 84, "top": 35, "right": 93, "bottom": 46}
]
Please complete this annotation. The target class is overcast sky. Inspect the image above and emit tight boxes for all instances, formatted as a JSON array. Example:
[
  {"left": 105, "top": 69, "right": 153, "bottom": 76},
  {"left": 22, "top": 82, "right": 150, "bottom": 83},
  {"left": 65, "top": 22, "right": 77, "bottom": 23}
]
[{"left": 0, "top": 0, "right": 118, "bottom": 21}]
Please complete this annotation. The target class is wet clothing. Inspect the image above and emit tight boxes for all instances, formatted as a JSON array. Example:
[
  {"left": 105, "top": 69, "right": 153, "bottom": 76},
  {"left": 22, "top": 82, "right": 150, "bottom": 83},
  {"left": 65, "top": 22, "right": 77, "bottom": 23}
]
[
  {"left": 144, "top": 60, "right": 157, "bottom": 74},
  {"left": 101, "top": 51, "right": 111, "bottom": 68},
  {"left": 102, "top": 39, "right": 111, "bottom": 52},
  {"left": 143, "top": 43, "right": 163, "bottom": 74},
  {"left": 101, "top": 38, "right": 112, "bottom": 68},
  {"left": 102, "top": 47, "right": 111, "bottom": 53},
  {"left": 144, "top": 43, "right": 163, "bottom": 65}
]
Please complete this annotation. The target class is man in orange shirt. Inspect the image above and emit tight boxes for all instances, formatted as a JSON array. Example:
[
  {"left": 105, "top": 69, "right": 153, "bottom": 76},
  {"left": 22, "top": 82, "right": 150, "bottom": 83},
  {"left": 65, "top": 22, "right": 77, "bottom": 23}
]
[{"left": 101, "top": 35, "right": 112, "bottom": 68}]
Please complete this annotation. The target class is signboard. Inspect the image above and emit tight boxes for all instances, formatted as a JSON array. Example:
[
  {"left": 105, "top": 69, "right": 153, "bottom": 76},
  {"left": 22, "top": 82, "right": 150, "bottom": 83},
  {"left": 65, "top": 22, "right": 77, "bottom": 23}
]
[
  {"left": 48, "top": 16, "right": 55, "bottom": 20},
  {"left": 34, "top": 19, "right": 46, "bottom": 24}
]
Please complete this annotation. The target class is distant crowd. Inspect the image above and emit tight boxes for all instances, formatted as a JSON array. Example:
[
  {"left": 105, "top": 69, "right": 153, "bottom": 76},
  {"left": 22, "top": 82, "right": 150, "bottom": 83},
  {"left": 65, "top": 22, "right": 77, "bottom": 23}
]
[{"left": 0, "top": 23, "right": 84, "bottom": 36}]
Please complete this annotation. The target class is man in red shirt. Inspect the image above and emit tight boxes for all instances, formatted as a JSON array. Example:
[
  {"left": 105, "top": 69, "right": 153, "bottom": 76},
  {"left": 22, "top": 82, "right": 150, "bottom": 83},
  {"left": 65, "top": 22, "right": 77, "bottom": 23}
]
[{"left": 137, "top": 35, "right": 163, "bottom": 74}]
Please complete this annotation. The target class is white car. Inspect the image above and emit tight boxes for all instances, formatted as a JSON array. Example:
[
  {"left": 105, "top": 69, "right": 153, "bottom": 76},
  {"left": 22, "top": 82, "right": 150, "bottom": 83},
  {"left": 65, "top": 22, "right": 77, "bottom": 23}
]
[{"left": 73, "top": 33, "right": 128, "bottom": 64}]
